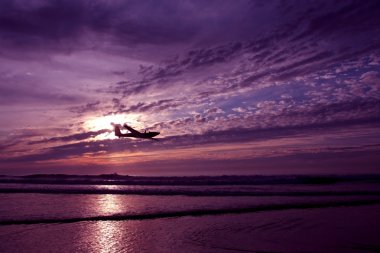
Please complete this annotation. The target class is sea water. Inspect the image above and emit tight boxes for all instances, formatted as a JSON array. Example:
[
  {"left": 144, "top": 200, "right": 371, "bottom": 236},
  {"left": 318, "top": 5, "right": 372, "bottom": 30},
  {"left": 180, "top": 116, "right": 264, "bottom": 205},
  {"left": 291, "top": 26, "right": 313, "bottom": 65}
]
[{"left": 0, "top": 175, "right": 380, "bottom": 252}]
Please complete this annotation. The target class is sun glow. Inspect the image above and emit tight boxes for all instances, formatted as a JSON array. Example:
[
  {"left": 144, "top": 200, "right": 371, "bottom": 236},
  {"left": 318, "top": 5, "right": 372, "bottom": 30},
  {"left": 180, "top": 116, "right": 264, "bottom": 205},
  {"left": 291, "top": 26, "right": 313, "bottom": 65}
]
[{"left": 84, "top": 114, "right": 141, "bottom": 139}]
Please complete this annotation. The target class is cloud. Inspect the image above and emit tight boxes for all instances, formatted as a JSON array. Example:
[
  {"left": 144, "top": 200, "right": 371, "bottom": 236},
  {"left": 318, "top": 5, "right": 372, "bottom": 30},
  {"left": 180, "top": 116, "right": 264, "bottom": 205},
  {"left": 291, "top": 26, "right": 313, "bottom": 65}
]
[
  {"left": 0, "top": 0, "right": 260, "bottom": 54},
  {"left": 3, "top": 119, "right": 380, "bottom": 166},
  {"left": 69, "top": 101, "right": 100, "bottom": 114},
  {"left": 0, "top": 84, "right": 82, "bottom": 105},
  {"left": 1, "top": 0, "right": 380, "bottom": 174},
  {"left": 109, "top": 99, "right": 181, "bottom": 114},
  {"left": 28, "top": 129, "right": 111, "bottom": 145},
  {"left": 204, "top": 107, "right": 224, "bottom": 116},
  {"left": 232, "top": 107, "right": 246, "bottom": 113},
  {"left": 103, "top": 0, "right": 380, "bottom": 108},
  {"left": 360, "top": 71, "right": 380, "bottom": 84}
]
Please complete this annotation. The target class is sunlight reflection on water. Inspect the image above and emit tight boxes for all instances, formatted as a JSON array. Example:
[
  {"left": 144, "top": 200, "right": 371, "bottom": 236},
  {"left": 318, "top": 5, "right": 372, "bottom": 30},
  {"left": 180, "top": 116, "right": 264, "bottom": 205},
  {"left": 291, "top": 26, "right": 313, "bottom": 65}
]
[
  {"left": 92, "top": 193, "right": 127, "bottom": 252},
  {"left": 98, "top": 193, "right": 123, "bottom": 214}
]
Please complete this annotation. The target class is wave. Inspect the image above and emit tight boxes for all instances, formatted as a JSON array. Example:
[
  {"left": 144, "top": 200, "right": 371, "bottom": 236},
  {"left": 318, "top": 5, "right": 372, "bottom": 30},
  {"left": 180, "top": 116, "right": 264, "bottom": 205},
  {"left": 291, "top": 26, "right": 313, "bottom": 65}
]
[
  {"left": 1, "top": 187, "right": 380, "bottom": 196},
  {"left": 1, "top": 199, "right": 380, "bottom": 226}
]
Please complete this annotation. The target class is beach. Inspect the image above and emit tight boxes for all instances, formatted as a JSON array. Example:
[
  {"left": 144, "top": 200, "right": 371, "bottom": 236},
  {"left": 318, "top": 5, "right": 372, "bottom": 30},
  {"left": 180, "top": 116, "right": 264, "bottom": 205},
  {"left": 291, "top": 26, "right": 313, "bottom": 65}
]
[{"left": 1, "top": 175, "right": 380, "bottom": 252}]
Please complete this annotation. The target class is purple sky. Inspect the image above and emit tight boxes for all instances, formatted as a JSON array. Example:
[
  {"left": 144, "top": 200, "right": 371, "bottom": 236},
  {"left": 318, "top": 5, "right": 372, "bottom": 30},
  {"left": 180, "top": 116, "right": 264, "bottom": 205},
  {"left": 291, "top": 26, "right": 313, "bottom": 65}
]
[{"left": 1, "top": 0, "right": 380, "bottom": 175}]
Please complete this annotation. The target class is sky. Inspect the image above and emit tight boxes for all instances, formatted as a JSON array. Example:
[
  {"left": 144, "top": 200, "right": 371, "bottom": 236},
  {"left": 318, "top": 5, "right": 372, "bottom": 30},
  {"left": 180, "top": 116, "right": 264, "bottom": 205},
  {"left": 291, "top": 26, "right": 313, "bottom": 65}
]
[{"left": 0, "top": 0, "right": 380, "bottom": 175}]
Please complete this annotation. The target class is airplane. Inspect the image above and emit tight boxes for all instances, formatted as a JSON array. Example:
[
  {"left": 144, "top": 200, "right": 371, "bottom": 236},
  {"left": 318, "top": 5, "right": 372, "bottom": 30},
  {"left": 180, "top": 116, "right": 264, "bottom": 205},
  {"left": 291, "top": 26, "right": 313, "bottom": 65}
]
[{"left": 112, "top": 123, "right": 160, "bottom": 140}]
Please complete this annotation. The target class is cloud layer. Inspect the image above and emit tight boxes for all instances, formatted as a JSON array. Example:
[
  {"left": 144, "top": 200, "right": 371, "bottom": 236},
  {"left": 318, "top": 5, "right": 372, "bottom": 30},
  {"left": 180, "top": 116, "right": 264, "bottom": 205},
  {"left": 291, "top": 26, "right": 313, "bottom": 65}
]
[{"left": 1, "top": 0, "right": 380, "bottom": 174}]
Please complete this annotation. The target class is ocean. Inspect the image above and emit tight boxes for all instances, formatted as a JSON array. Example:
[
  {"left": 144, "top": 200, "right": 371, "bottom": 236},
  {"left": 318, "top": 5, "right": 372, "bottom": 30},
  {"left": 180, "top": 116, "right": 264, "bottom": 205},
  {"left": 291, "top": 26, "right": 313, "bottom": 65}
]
[{"left": 0, "top": 174, "right": 380, "bottom": 253}]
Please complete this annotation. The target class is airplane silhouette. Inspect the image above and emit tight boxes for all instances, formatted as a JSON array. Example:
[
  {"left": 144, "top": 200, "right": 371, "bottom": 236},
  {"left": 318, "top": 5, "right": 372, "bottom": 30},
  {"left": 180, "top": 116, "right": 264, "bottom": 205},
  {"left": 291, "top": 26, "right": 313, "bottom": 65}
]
[{"left": 113, "top": 123, "right": 160, "bottom": 140}]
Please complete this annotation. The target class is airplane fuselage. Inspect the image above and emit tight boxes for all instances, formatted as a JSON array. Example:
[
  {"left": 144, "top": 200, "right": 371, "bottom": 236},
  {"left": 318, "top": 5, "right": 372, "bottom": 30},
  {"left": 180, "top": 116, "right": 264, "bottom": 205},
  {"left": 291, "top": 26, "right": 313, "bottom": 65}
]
[
  {"left": 116, "top": 132, "right": 160, "bottom": 138},
  {"left": 114, "top": 124, "right": 160, "bottom": 139}
]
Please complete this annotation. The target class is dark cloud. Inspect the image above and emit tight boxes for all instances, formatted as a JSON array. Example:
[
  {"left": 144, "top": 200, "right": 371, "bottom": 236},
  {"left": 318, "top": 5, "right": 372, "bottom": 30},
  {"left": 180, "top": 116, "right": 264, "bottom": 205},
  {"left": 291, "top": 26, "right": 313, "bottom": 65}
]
[
  {"left": 4, "top": 119, "right": 380, "bottom": 165},
  {"left": 138, "top": 42, "right": 244, "bottom": 80},
  {"left": 0, "top": 0, "right": 378, "bottom": 59},
  {"left": 107, "top": 0, "right": 380, "bottom": 99},
  {"left": 0, "top": 141, "right": 21, "bottom": 151},
  {"left": 2, "top": 0, "right": 380, "bottom": 174},
  {"left": 107, "top": 99, "right": 183, "bottom": 115},
  {"left": 300, "top": 99, "right": 380, "bottom": 120},
  {"left": 0, "top": 85, "right": 82, "bottom": 105},
  {"left": 69, "top": 101, "right": 100, "bottom": 114},
  {"left": 110, "top": 98, "right": 126, "bottom": 112},
  {"left": 0, "top": 0, "right": 258, "bottom": 53},
  {"left": 148, "top": 96, "right": 380, "bottom": 136},
  {"left": 0, "top": 0, "right": 88, "bottom": 54},
  {"left": 29, "top": 129, "right": 111, "bottom": 145},
  {"left": 360, "top": 71, "right": 380, "bottom": 84},
  {"left": 297, "top": 1, "right": 380, "bottom": 38}
]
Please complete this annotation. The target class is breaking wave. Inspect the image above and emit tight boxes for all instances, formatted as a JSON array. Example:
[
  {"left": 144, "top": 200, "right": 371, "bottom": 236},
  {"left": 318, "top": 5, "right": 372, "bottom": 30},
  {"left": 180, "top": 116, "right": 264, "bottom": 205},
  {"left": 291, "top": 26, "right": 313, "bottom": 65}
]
[{"left": 1, "top": 199, "right": 380, "bottom": 225}]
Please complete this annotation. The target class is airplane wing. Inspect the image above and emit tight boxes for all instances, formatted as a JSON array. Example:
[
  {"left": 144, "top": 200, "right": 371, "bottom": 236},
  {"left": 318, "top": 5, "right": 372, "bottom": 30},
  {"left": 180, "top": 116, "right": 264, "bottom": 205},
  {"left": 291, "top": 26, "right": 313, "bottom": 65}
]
[{"left": 123, "top": 123, "right": 140, "bottom": 135}]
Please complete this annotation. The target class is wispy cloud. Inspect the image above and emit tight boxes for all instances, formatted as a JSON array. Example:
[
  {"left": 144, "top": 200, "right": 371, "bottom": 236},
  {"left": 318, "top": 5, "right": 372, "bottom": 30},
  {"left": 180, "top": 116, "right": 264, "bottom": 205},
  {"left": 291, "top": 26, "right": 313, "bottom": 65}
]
[{"left": 1, "top": 0, "right": 380, "bottom": 174}]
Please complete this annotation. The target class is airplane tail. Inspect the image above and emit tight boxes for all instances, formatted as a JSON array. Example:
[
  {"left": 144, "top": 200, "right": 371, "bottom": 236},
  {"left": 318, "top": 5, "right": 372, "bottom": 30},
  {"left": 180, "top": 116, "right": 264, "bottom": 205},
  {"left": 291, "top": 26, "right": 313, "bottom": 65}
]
[{"left": 114, "top": 125, "right": 122, "bottom": 137}]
